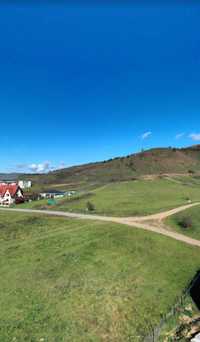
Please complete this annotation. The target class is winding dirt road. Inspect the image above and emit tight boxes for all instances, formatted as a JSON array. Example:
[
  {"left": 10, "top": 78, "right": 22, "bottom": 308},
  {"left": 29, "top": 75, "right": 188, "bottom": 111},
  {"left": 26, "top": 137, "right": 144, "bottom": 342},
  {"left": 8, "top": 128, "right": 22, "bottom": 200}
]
[{"left": 0, "top": 202, "right": 200, "bottom": 247}]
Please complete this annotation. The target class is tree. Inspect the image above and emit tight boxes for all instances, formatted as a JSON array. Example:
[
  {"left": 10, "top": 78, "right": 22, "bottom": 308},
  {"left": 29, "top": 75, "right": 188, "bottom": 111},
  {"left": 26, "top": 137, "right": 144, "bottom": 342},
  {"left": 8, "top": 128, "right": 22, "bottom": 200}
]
[{"left": 178, "top": 216, "right": 193, "bottom": 229}]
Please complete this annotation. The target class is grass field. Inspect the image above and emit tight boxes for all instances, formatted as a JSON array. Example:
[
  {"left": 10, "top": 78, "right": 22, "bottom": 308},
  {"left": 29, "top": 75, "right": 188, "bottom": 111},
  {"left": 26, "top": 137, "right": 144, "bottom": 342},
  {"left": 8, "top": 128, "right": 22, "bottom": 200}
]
[
  {"left": 166, "top": 205, "right": 200, "bottom": 240},
  {"left": 0, "top": 211, "right": 200, "bottom": 341},
  {"left": 20, "top": 178, "right": 200, "bottom": 216}
]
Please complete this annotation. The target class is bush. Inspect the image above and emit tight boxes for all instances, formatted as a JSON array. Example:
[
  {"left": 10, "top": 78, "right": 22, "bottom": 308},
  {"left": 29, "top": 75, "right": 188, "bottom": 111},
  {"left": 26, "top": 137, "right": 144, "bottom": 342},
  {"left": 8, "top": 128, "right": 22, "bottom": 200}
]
[
  {"left": 86, "top": 201, "right": 95, "bottom": 212},
  {"left": 178, "top": 216, "right": 193, "bottom": 229},
  {"left": 188, "top": 169, "right": 195, "bottom": 174}
]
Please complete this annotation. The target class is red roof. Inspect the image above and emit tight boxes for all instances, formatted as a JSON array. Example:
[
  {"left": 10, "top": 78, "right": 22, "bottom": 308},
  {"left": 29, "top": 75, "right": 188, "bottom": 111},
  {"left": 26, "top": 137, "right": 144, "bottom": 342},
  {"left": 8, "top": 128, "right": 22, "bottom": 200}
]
[{"left": 0, "top": 184, "right": 19, "bottom": 197}]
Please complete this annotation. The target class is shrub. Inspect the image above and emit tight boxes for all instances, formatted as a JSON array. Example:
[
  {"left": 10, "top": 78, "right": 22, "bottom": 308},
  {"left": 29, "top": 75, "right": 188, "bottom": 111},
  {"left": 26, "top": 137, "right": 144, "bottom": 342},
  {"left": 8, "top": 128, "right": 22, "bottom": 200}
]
[
  {"left": 178, "top": 216, "right": 193, "bottom": 229},
  {"left": 86, "top": 201, "right": 95, "bottom": 211},
  {"left": 188, "top": 169, "right": 195, "bottom": 174},
  {"left": 184, "top": 196, "right": 191, "bottom": 202}
]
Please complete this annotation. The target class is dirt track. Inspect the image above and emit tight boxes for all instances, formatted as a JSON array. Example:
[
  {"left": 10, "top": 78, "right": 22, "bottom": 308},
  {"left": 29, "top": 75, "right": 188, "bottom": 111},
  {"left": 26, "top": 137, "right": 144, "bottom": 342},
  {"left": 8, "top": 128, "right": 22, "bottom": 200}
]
[
  {"left": 0, "top": 202, "right": 200, "bottom": 247},
  {"left": 125, "top": 202, "right": 200, "bottom": 222}
]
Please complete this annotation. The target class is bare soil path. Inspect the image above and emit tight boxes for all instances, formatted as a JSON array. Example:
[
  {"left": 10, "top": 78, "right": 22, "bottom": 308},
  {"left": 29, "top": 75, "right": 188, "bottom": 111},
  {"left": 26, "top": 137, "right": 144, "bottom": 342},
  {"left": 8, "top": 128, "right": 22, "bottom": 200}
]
[
  {"left": 1, "top": 202, "right": 200, "bottom": 247},
  {"left": 125, "top": 202, "right": 200, "bottom": 222}
]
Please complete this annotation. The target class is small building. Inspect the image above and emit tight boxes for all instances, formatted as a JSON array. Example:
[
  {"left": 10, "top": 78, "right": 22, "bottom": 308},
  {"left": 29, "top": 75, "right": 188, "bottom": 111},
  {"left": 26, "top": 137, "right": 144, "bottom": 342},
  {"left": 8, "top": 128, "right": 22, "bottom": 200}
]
[
  {"left": 40, "top": 190, "right": 65, "bottom": 199},
  {"left": 66, "top": 190, "right": 76, "bottom": 196},
  {"left": 0, "top": 183, "right": 24, "bottom": 206},
  {"left": 18, "top": 180, "right": 32, "bottom": 189}
]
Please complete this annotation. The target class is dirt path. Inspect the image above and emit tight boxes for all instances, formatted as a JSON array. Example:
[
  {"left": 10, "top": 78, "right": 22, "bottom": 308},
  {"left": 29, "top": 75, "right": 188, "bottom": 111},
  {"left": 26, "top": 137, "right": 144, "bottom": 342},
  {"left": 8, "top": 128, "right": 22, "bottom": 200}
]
[
  {"left": 125, "top": 202, "right": 200, "bottom": 222},
  {"left": 1, "top": 202, "right": 200, "bottom": 248},
  {"left": 119, "top": 220, "right": 200, "bottom": 248}
]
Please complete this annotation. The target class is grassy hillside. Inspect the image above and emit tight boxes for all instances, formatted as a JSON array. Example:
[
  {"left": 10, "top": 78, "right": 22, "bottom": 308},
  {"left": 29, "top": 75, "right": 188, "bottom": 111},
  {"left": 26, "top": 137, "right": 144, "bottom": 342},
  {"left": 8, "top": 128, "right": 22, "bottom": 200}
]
[
  {"left": 20, "top": 177, "right": 200, "bottom": 216},
  {"left": 19, "top": 145, "right": 200, "bottom": 191},
  {"left": 0, "top": 211, "right": 200, "bottom": 341}
]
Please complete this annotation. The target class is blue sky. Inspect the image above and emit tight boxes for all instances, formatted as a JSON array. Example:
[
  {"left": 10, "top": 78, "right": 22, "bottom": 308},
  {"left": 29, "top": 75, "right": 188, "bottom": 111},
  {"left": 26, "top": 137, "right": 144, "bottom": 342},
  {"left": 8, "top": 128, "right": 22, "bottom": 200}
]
[{"left": 0, "top": 2, "right": 200, "bottom": 173}]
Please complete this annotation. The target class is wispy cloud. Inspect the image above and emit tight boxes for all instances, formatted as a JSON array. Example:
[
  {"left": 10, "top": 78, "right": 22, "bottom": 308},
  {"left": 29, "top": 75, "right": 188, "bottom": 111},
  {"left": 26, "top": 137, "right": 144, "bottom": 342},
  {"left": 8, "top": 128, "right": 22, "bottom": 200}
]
[
  {"left": 189, "top": 133, "right": 200, "bottom": 141},
  {"left": 16, "top": 163, "right": 27, "bottom": 169},
  {"left": 175, "top": 133, "right": 185, "bottom": 140},
  {"left": 141, "top": 131, "right": 152, "bottom": 140},
  {"left": 28, "top": 162, "right": 51, "bottom": 173},
  {"left": 16, "top": 161, "right": 53, "bottom": 173},
  {"left": 16, "top": 161, "right": 66, "bottom": 173}
]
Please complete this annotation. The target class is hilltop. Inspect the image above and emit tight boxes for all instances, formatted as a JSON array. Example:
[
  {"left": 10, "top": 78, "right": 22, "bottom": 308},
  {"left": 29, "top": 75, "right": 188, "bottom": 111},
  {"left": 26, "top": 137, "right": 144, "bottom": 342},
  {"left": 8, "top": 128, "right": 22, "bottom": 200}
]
[{"left": 23, "top": 145, "right": 200, "bottom": 190}]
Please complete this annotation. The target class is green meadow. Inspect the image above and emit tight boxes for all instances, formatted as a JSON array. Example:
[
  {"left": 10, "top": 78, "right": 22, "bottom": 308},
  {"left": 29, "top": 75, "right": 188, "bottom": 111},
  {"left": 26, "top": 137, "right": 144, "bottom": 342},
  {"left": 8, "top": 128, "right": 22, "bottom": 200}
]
[
  {"left": 21, "top": 178, "right": 200, "bottom": 216},
  {"left": 166, "top": 204, "right": 200, "bottom": 240},
  {"left": 0, "top": 211, "right": 200, "bottom": 341}
]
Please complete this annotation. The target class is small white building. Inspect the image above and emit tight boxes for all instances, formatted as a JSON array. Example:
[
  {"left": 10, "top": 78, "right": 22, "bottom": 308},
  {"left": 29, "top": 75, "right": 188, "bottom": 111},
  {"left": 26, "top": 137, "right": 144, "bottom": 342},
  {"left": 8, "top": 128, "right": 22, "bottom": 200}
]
[
  {"left": 18, "top": 180, "right": 32, "bottom": 189},
  {"left": 40, "top": 190, "right": 65, "bottom": 199},
  {"left": 66, "top": 190, "right": 76, "bottom": 197}
]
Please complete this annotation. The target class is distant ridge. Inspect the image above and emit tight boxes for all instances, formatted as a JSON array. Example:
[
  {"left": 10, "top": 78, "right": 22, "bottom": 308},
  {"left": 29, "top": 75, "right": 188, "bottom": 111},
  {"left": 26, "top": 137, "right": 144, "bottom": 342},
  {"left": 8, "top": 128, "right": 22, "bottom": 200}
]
[{"left": 0, "top": 173, "right": 22, "bottom": 181}]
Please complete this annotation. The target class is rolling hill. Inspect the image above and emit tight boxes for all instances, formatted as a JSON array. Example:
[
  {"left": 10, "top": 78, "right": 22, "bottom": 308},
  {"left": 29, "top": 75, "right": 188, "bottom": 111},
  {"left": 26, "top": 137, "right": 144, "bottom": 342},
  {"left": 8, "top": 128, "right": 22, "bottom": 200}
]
[
  {"left": 2, "top": 145, "right": 200, "bottom": 190},
  {"left": 23, "top": 145, "right": 200, "bottom": 190}
]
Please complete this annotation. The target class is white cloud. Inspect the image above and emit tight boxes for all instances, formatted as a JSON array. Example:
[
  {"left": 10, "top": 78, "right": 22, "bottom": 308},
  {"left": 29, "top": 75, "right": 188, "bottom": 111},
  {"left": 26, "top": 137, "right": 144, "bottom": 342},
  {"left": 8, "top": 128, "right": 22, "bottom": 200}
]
[
  {"left": 189, "top": 133, "right": 200, "bottom": 141},
  {"left": 28, "top": 161, "right": 51, "bottom": 173},
  {"left": 16, "top": 161, "right": 63, "bottom": 173},
  {"left": 28, "top": 164, "right": 38, "bottom": 172},
  {"left": 141, "top": 131, "right": 152, "bottom": 140},
  {"left": 175, "top": 133, "right": 185, "bottom": 139}
]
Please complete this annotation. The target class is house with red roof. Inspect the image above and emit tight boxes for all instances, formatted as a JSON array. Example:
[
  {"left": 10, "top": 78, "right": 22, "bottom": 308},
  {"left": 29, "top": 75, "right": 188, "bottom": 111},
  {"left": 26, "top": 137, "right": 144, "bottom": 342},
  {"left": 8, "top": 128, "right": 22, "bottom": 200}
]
[{"left": 0, "top": 183, "right": 24, "bottom": 206}]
